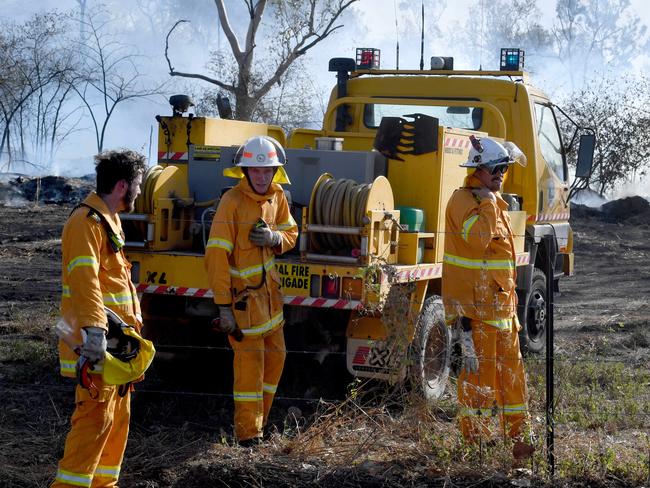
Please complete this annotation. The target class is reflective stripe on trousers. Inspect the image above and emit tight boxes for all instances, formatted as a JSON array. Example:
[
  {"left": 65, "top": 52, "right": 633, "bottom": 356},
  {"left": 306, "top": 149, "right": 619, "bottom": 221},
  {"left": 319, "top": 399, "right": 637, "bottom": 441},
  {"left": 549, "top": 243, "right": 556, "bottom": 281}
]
[
  {"left": 457, "top": 317, "right": 529, "bottom": 441},
  {"left": 51, "top": 379, "right": 130, "bottom": 488},
  {"left": 230, "top": 326, "right": 286, "bottom": 442}
]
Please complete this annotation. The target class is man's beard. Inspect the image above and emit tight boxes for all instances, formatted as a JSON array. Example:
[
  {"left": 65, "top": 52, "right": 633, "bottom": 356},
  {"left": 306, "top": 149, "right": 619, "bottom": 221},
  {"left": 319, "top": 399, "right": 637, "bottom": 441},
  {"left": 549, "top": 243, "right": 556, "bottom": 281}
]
[{"left": 122, "top": 185, "right": 138, "bottom": 213}]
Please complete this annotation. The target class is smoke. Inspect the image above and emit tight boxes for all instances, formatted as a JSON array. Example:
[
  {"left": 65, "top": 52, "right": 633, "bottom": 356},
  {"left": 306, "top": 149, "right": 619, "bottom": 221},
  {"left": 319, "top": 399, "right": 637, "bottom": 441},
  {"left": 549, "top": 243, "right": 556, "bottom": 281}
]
[
  {"left": 571, "top": 189, "right": 608, "bottom": 208},
  {"left": 1, "top": 0, "right": 224, "bottom": 176},
  {"left": 3, "top": 0, "right": 650, "bottom": 202},
  {"left": 609, "top": 176, "right": 650, "bottom": 201}
]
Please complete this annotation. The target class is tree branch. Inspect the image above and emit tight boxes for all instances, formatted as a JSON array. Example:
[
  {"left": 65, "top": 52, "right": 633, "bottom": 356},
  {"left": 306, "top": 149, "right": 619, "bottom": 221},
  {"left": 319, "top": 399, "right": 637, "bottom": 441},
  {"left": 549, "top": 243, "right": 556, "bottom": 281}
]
[
  {"left": 165, "top": 19, "right": 189, "bottom": 74},
  {"left": 163, "top": 18, "right": 235, "bottom": 92},
  {"left": 244, "top": 0, "right": 266, "bottom": 57},
  {"left": 255, "top": 0, "right": 356, "bottom": 99},
  {"left": 214, "top": 0, "right": 244, "bottom": 60},
  {"left": 171, "top": 70, "right": 235, "bottom": 92}
]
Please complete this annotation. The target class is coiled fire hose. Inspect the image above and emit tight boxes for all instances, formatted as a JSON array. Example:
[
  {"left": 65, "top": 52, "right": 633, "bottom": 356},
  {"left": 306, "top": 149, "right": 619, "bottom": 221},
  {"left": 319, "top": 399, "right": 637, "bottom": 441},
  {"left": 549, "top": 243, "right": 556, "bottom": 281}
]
[
  {"left": 133, "top": 165, "right": 163, "bottom": 237},
  {"left": 310, "top": 177, "right": 370, "bottom": 252},
  {"left": 135, "top": 165, "right": 163, "bottom": 215}
]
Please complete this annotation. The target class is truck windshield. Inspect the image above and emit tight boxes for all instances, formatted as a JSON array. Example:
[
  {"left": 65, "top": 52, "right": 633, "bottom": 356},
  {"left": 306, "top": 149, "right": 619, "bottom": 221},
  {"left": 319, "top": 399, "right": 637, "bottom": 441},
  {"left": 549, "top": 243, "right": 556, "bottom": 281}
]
[{"left": 364, "top": 103, "right": 483, "bottom": 130}]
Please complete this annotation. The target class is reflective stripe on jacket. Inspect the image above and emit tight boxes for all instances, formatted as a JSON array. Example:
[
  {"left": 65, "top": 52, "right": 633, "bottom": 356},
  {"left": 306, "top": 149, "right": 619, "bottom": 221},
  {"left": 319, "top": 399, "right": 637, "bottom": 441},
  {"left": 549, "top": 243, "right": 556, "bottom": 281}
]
[
  {"left": 58, "top": 193, "right": 141, "bottom": 377},
  {"left": 204, "top": 178, "right": 298, "bottom": 332},
  {"left": 442, "top": 174, "right": 518, "bottom": 323}
]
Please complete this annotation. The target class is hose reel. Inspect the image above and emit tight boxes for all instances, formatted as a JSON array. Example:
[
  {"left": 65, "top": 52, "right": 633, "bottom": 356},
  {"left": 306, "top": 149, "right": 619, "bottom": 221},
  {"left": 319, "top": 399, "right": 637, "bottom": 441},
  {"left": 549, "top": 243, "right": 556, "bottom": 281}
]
[
  {"left": 306, "top": 174, "right": 397, "bottom": 263},
  {"left": 135, "top": 165, "right": 164, "bottom": 215},
  {"left": 124, "top": 164, "right": 194, "bottom": 250}
]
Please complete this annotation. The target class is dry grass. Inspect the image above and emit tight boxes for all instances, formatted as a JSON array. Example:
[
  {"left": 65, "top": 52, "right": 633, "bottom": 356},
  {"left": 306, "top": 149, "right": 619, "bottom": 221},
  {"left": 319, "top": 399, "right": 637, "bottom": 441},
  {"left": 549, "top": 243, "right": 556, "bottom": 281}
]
[
  {"left": 1, "top": 326, "right": 649, "bottom": 487},
  {"left": 1, "top": 208, "right": 649, "bottom": 487},
  {"left": 2, "top": 289, "right": 648, "bottom": 486}
]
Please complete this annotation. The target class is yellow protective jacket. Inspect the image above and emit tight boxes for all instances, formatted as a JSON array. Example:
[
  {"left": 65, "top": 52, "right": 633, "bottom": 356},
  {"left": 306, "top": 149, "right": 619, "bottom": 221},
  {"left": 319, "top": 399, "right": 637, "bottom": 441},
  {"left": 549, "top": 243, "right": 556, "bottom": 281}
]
[
  {"left": 58, "top": 193, "right": 141, "bottom": 378},
  {"left": 442, "top": 174, "right": 517, "bottom": 327},
  {"left": 205, "top": 178, "right": 297, "bottom": 336}
]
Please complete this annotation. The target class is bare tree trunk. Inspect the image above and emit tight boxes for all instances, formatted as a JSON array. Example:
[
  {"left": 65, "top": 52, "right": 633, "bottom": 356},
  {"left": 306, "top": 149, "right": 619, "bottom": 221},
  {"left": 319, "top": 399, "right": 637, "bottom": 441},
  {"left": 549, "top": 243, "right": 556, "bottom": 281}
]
[
  {"left": 74, "top": 11, "right": 165, "bottom": 154},
  {"left": 48, "top": 84, "right": 74, "bottom": 166},
  {"left": 18, "top": 106, "right": 26, "bottom": 162},
  {"left": 78, "top": 0, "right": 88, "bottom": 43},
  {"left": 166, "top": 0, "right": 357, "bottom": 121}
]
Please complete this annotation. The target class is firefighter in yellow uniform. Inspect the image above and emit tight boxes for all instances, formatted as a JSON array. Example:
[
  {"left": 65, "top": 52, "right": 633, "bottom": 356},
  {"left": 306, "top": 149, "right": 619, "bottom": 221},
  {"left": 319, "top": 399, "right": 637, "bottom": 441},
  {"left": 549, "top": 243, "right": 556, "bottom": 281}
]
[
  {"left": 205, "top": 136, "right": 298, "bottom": 447},
  {"left": 52, "top": 150, "right": 147, "bottom": 487},
  {"left": 442, "top": 136, "right": 535, "bottom": 460}
]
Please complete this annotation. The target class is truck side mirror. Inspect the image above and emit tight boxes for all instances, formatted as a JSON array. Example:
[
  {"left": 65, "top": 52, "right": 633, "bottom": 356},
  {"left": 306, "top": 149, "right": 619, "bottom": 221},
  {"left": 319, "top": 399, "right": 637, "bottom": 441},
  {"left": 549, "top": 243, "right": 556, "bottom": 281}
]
[{"left": 575, "top": 133, "right": 595, "bottom": 179}]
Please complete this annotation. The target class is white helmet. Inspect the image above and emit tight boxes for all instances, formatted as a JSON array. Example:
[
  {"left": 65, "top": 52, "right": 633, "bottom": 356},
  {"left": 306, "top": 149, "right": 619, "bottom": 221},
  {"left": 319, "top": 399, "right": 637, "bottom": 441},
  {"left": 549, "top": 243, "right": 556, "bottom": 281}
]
[
  {"left": 235, "top": 135, "right": 286, "bottom": 168},
  {"left": 224, "top": 135, "right": 291, "bottom": 184},
  {"left": 460, "top": 135, "right": 527, "bottom": 168}
]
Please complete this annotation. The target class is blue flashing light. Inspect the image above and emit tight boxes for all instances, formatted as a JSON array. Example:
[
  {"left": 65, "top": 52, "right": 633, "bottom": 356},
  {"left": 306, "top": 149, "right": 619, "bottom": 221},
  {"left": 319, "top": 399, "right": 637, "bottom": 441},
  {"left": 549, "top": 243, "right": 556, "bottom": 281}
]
[{"left": 500, "top": 48, "right": 525, "bottom": 71}]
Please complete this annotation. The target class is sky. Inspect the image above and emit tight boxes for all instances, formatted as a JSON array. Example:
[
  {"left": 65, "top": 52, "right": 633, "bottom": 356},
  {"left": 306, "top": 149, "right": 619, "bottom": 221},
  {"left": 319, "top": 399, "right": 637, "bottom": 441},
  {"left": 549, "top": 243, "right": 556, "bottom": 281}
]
[{"left": 2, "top": 0, "right": 650, "bottom": 197}]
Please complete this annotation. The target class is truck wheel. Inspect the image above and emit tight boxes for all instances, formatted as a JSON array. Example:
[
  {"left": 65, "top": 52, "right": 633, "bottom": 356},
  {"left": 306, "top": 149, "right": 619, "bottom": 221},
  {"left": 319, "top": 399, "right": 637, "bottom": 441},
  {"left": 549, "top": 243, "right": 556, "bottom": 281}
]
[
  {"left": 409, "top": 296, "right": 450, "bottom": 402},
  {"left": 519, "top": 269, "right": 547, "bottom": 354}
]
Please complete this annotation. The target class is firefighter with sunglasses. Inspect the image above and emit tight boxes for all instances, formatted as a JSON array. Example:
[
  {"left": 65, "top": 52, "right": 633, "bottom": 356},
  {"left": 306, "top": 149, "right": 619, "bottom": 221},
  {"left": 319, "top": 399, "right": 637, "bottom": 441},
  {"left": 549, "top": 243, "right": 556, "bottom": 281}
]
[{"left": 442, "top": 135, "right": 535, "bottom": 460}]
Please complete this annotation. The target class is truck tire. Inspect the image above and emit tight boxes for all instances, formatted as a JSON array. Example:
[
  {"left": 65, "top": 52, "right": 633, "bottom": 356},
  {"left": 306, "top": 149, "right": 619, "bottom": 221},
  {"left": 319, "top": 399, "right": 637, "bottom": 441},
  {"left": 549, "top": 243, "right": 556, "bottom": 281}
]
[
  {"left": 409, "top": 296, "right": 450, "bottom": 402},
  {"left": 519, "top": 268, "right": 547, "bottom": 354}
]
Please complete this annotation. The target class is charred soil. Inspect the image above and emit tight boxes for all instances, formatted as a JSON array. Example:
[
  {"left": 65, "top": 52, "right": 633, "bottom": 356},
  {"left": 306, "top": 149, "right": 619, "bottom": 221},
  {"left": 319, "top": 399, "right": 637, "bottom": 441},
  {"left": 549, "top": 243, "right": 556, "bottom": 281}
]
[{"left": 0, "top": 194, "right": 649, "bottom": 487}]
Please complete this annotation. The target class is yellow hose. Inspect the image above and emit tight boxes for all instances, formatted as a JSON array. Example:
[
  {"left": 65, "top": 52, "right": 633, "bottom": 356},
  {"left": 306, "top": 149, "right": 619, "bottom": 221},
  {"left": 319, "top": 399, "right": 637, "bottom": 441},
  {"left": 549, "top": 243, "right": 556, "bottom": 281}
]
[
  {"left": 135, "top": 165, "right": 163, "bottom": 215},
  {"left": 132, "top": 165, "right": 163, "bottom": 238},
  {"left": 310, "top": 177, "right": 370, "bottom": 252}
]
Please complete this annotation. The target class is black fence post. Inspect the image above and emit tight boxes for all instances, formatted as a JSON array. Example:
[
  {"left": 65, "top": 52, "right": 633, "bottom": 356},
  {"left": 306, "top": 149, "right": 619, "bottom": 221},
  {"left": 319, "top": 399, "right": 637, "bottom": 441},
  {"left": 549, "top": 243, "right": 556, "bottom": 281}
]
[{"left": 544, "top": 234, "right": 555, "bottom": 477}]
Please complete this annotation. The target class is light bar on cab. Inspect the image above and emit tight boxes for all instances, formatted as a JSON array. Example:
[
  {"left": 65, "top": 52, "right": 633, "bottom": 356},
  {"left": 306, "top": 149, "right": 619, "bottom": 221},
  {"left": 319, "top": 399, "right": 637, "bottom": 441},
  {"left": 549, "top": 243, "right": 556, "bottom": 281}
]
[
  {"left": 500, "top": 48, "right": 525, "bottom": 71},
  {"left": 356, "top": 48, "right": 380, "bottom": 69}
]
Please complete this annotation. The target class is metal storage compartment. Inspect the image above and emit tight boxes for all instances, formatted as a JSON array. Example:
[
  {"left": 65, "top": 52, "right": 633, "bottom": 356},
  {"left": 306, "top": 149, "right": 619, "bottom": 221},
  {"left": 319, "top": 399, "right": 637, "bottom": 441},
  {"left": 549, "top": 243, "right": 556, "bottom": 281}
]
[{"left": 283, "top": 148, "right": 387, "bottom": 207}]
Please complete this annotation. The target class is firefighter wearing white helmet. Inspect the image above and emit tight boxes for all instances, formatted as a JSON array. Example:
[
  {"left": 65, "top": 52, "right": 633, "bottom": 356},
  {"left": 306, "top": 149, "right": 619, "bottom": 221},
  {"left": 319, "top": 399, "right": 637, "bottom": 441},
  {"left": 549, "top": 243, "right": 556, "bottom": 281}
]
[
  {"left": 460, "top": 135, "right": 527, "bottom": 171},
  {"left": 223, "top": 135, "right": 291, "bottom": 186},
  {"left": 205, "top": 135, "right": 298, "bottom": 446},
  {"left": 442, "top": 134, "right": 535, "bottom": 460}
]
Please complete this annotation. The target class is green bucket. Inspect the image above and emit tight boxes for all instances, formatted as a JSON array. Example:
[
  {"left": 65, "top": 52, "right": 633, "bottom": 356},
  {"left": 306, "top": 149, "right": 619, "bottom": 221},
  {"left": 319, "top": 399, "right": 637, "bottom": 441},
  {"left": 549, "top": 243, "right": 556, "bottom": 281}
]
[{"left": 396, "top": 206, "right": 425, "bottom": 232}]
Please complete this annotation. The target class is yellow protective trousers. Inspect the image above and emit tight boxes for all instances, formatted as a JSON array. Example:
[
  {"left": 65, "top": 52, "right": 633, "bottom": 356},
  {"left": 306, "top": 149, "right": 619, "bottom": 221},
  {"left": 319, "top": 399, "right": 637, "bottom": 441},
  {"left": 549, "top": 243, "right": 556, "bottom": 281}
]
[
  {"left": 229, "top": 326, "right": 286, "bottom": 441},
  {"left": 457, "top": 318, "right": 529, "bottom": 442},
  {"left": 52, "top": 379, "right": 130, "bottom": 488}
]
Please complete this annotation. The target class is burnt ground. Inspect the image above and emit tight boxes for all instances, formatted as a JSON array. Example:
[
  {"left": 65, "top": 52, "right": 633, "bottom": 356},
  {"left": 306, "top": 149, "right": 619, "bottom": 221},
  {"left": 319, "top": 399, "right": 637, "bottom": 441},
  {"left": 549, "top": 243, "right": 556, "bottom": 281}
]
[
  {"left": 555, "top": 200, "right": 650, "bottom": 362},
  {"left": 0, "top": 184, "right": 649, "bottom": 487}
]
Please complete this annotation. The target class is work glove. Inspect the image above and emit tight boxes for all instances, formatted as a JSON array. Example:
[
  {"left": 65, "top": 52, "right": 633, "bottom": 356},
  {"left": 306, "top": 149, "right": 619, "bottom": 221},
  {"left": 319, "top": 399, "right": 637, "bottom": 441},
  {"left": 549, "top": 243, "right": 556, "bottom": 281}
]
[
  {"left": 217, "top": 306, "right": 237, "bottom": 334},
  {"left": 249, "top": 226, "right": 282, "bottom": 247},
  {"left": 213, "top": 306, "right": 244, "bottom": 342},
  {"left": 460, "top": 329, "right": 479, "bottom": 375},
  {"left": 80, "top": 326, "right": 107, "bottom": 363}
]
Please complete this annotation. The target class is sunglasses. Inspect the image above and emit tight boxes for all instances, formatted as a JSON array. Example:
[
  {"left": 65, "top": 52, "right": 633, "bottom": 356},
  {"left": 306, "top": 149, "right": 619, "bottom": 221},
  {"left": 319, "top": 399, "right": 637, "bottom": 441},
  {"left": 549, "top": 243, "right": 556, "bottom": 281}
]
[{"left": 480, "top": 163, "right": 509, "bottom": 175}]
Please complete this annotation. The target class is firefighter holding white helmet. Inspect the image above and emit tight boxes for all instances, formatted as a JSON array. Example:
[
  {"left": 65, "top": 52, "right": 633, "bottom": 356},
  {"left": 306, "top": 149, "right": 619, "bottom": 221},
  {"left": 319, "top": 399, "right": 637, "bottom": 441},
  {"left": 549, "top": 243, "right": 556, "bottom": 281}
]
[
  {"left": 205, "top": 135, "right": 298, "bottom": 447},
  {"left": 442, "top": 135, "right": 534, "bottom": 459}
]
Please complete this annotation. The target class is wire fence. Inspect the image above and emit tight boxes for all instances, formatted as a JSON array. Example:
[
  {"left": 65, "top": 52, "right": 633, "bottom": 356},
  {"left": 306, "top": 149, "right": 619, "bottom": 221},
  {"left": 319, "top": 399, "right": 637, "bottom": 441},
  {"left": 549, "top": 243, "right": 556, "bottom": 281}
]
[
  {"left": 4, "top": 209, "right": 650, "bottom": 484},
  {"left": 1, "top": 293, "right": 649, "bottom": 486}
]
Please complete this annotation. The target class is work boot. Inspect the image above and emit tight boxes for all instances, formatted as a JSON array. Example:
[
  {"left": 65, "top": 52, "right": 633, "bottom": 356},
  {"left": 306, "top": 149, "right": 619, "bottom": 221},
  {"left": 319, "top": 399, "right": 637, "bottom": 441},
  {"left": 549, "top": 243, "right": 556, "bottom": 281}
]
[
  {"left": 263, "top": 424, "right": 279, "bottom": 441},
  {"left": 512, "top": 440, "right": 535, "bottom": 460},
  {"left": 238, "top": 437, "right": 262, "bottom": 449}
]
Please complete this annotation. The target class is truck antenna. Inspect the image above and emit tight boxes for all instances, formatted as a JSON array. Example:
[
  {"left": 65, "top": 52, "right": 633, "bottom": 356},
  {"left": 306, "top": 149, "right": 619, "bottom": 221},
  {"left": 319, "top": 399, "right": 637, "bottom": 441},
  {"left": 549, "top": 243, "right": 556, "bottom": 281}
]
[
  {"left": 419, "top": 0, "right": 425, "bottom": 70},
  {"left": 394, "top": 0, "right": 400, "bottom": 69},
  {"left": 478, "top": 0, "right": 485, "bottom": 71}
]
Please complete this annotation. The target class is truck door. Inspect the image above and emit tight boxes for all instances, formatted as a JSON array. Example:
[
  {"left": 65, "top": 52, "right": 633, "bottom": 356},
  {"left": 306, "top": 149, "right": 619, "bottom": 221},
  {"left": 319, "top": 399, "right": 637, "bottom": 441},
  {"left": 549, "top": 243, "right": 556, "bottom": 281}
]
[{"left": 533, "top": 103, "right": 570, "bottom": 219}]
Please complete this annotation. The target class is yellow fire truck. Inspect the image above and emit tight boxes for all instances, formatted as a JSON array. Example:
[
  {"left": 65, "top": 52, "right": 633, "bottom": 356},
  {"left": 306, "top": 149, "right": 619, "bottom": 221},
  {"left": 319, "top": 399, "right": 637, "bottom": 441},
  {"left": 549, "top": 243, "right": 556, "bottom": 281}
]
[{"left": 123, "top": 48, "right": 594, "bottom": 400}]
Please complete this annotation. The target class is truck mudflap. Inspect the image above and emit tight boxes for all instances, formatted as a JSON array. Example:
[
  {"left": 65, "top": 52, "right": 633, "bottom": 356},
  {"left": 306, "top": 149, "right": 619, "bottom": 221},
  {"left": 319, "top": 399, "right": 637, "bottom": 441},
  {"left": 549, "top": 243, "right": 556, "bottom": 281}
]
[{"left": 346, "top": 338, "right": 404, "bottom": 381}]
